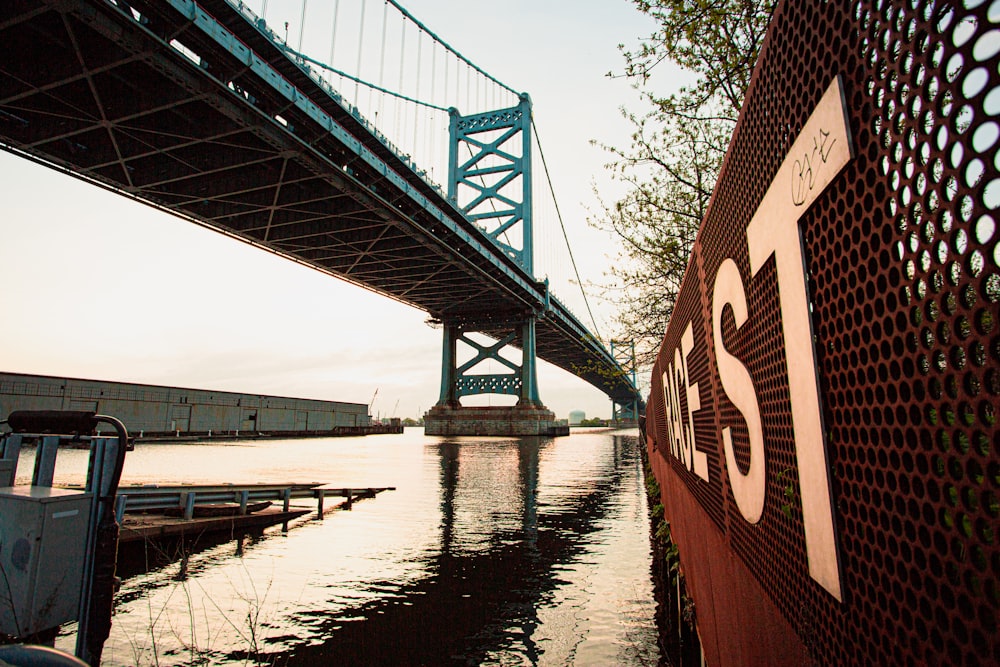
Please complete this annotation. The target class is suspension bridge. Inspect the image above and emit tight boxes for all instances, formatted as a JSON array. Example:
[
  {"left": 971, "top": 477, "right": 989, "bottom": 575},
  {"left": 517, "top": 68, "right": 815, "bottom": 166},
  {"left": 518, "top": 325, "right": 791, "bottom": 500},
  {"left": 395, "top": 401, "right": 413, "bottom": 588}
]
[{"left": 0, "top": 0, "right": 641, "bottom": 434}]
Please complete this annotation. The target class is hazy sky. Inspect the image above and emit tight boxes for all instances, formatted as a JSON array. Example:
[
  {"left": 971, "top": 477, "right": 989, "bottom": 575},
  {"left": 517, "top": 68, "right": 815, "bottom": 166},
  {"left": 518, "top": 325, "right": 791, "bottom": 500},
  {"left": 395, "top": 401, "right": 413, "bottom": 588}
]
[{"left": 0, "top": 0, "right": 663, "bottom": 420}]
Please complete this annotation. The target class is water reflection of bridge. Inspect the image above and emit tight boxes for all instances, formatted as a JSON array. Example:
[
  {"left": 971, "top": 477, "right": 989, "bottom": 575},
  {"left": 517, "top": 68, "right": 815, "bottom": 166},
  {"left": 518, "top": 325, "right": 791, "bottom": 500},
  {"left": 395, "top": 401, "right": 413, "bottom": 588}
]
[{"left": 260, "top": 433, "right": 652, "bottom": 664}]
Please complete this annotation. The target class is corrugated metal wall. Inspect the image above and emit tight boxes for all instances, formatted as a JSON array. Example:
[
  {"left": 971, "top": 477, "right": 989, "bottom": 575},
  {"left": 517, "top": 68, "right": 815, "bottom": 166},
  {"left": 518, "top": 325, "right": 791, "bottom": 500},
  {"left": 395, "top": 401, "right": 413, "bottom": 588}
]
[{"left": 0, "top": 372, "right": 369, "bottom": 435}]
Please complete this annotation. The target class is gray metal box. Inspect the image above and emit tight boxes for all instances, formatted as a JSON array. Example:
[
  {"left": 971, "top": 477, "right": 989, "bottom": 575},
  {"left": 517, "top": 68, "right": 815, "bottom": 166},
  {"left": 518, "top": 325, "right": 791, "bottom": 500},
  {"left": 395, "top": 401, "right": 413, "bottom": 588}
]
[{"left": 0, "top": 486, "right": 91, "bottom": 636}]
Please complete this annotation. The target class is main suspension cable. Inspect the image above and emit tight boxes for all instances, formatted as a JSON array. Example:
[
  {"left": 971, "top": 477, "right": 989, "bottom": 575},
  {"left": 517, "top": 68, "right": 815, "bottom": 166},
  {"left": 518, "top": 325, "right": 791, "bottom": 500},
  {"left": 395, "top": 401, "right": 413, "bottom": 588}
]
[
  {"left": 383, "top": 0, "right": 517, "bottom": 98},
  {"left": 531, "top": 117, "right": 603, "bottom": 343},
  {"left": 283, "top": 45, "right": 450, "bottom": 113}
]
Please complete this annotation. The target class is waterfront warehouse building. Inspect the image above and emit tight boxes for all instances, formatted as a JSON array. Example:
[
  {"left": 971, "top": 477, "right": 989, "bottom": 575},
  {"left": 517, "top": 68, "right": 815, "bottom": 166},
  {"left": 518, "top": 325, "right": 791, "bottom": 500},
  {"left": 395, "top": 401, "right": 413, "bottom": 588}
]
[{"left": 0, "top": 372, "right": 369, "bottom": 437}]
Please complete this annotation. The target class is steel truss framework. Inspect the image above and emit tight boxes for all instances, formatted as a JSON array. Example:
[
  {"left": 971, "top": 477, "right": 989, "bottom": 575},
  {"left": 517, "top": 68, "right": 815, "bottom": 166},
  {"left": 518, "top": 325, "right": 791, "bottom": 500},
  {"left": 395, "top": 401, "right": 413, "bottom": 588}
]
[
  {"left": 610, "top": 340, "right": 639, "bottom": 422},
  {"left": 436, "top": 323, "right": 540, "bottom": 407},
  {"left": 441, "top": 98, "right": 541, "bottom": 404},
  {"left": 448, "top": 96, "right": 533, "bottom": 274}
]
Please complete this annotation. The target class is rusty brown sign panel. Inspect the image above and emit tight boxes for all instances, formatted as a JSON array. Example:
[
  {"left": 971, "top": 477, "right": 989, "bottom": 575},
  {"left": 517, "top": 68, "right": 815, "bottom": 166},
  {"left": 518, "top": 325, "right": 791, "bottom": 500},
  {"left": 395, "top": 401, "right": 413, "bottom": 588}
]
[{"left": 646, "top": 1, "right": 998, "bottom": 664}]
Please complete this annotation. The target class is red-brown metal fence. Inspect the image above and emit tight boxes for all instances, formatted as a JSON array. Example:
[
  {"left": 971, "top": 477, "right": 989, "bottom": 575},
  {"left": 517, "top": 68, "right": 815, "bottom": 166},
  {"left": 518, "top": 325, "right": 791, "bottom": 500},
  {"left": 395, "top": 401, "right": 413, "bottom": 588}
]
[{"left": 646, "top": 1, "right": 998, "bottom": 664}]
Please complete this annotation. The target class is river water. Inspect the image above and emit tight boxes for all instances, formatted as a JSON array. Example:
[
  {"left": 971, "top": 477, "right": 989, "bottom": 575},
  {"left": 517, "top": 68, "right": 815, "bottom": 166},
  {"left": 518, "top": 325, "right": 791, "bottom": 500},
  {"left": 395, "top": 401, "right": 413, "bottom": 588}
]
[{"left": 32, "top": 427, "right": 660, "bottom": 666}]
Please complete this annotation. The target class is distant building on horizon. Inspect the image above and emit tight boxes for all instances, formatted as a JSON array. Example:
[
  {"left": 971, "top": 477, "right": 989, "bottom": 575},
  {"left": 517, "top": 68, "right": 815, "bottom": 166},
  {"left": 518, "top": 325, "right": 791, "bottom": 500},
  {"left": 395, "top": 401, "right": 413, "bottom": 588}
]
[
  {"left": 568, "top": 410, "right": 585, "bottom": 426},
  {"left": 0, "top": 371, "right": 369, "bottom": 437}
]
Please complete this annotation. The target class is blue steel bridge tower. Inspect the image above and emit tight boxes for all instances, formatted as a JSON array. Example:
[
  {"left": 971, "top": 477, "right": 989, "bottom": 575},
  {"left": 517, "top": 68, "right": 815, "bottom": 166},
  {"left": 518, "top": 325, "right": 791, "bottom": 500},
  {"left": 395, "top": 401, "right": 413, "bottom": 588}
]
[
  {"left": 610, "top": 340, "right": 640, "bottom": 426},
  {"left": 425, "top": 94, "right": 557, "bottom": 435}
]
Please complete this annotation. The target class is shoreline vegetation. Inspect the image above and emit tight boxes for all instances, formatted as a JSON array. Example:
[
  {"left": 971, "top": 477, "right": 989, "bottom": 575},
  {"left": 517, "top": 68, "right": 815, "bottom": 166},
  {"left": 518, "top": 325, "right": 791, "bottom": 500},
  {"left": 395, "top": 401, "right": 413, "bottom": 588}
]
[{"left": 642, "top": 443, "right": 702, "bottom": 666}]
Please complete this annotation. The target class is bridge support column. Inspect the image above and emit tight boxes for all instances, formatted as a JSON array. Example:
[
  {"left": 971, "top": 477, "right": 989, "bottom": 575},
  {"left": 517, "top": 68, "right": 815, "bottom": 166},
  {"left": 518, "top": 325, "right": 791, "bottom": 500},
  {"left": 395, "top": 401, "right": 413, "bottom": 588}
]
[
  {"left": 610, "top": 340, "right": 641, "bottom": 428},
  {"left": 425, "top": 316, "right": 564, "bottom": 437},
  {"left": 612, "top": 399, "right": 640, "bottom": 428},
  {"left": 436, "top": 323, "right": 461, "bottom": 408},
  {"left": 517, "top": 318, "right": 541, "bottom": 407}
]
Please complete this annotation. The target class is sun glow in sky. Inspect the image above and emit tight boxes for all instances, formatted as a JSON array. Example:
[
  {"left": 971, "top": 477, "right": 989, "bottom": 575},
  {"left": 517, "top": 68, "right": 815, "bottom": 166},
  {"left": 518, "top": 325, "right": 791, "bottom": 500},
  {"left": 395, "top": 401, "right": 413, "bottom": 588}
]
[{"left": 0, "top": 0, "right": 663, "bottom": 420}]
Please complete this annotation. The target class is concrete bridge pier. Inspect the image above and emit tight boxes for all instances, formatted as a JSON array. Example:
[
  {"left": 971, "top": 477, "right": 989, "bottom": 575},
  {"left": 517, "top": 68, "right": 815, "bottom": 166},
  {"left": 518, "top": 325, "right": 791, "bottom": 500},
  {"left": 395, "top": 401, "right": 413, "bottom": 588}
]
[
  {"left": 423, "top": 318, "right": 565, "bottom": 437},
  {"left": 423, "top": 403, "right": 562, "bottom": 437}
]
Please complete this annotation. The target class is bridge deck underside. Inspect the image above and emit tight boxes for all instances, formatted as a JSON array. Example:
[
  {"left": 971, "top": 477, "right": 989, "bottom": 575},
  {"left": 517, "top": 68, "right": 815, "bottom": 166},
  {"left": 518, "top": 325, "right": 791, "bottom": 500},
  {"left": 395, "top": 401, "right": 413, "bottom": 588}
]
[{"left": 0, "top": 0, "right": 637, "bottom": 404}]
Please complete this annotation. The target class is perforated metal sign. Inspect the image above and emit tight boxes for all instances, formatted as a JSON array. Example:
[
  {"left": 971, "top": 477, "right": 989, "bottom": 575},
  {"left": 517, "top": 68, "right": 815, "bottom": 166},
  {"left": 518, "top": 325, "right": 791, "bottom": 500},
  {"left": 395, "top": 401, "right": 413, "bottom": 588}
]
[{"left": 646, "top": 1, "right": 998, "bottom": 664}]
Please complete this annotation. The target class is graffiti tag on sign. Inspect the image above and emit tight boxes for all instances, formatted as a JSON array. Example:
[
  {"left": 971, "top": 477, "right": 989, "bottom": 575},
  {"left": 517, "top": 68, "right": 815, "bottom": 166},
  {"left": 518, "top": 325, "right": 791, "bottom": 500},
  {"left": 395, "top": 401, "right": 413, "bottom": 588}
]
[{"left": 792, "top": 128, "right": 838, "bottom": 205}]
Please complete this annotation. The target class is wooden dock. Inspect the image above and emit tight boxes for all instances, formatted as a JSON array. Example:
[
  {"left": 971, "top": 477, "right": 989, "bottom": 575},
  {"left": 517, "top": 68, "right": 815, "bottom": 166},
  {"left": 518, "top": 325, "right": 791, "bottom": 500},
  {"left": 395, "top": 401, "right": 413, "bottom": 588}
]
[
  {"left": 112, "top": 483, "right": 395, "bottom": 543},
  {"left": 119, "top": 507, "right": 309, "bottom": 542}
]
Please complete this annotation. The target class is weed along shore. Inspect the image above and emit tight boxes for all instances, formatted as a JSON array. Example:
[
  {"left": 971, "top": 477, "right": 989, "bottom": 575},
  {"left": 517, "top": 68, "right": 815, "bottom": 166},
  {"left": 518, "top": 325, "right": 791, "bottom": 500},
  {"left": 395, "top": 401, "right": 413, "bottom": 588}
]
[{"left": 643, "top": 445, "right": 700, "bottom": 665}]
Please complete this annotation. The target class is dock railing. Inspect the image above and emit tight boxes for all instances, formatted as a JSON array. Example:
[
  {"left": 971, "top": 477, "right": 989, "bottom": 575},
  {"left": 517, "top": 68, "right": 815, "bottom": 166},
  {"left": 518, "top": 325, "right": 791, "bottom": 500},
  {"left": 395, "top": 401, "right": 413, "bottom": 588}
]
[{"left": 112, "top": 483, "right": 394, "bottom": 519}]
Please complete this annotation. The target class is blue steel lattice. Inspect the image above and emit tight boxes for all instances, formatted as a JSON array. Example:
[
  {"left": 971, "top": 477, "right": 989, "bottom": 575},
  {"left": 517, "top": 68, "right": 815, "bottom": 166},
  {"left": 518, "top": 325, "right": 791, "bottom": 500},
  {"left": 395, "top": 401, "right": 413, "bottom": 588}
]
[
  {"left": 611, "top": 340, "right": 639, "bottom": 423},
  {"left": 448, "top": 95, "right": 534, "bottom": 274},
  {"left": 456, "top": 374, "right": 522, "bottom": 398},
  {"left": 438, "top": 95, "right": 543, "bottom": 405},
  {"left": 454, "top": 332, "right": 523, "bottom": 399}
]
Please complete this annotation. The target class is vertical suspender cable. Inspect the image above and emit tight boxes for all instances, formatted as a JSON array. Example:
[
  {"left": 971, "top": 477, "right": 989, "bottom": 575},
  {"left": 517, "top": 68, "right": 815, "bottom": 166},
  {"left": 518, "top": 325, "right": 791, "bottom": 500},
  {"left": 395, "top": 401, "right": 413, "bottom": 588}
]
[
  {"left": 413, "top": 29, "right": 422, "bottom": 155},
  {"left": 329, "top": 0, "right": 340, "bottom": 89},
  {"left": 395, "top": 17, "right": 406, "bottom": 141},
  {"left": 377, "top": 0, "right": 388, "bottom": 122},
  {"left": 354, "top": 0, "right": 367, "bottom": 103},
  {"left": 366, "top": 0, "right": 378, "bottom": 110},
  {"left": 298, "top": 0, "right": 307, "bottom": 50},
  {"left": 429, "top": 41, "right": 436, "bottom": 116},
  {"left": 428, "top": 39, "right": 437, "bottom": 178},
  {"left": 383, "top": 0, "right": 517, "bottom": 98}
]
